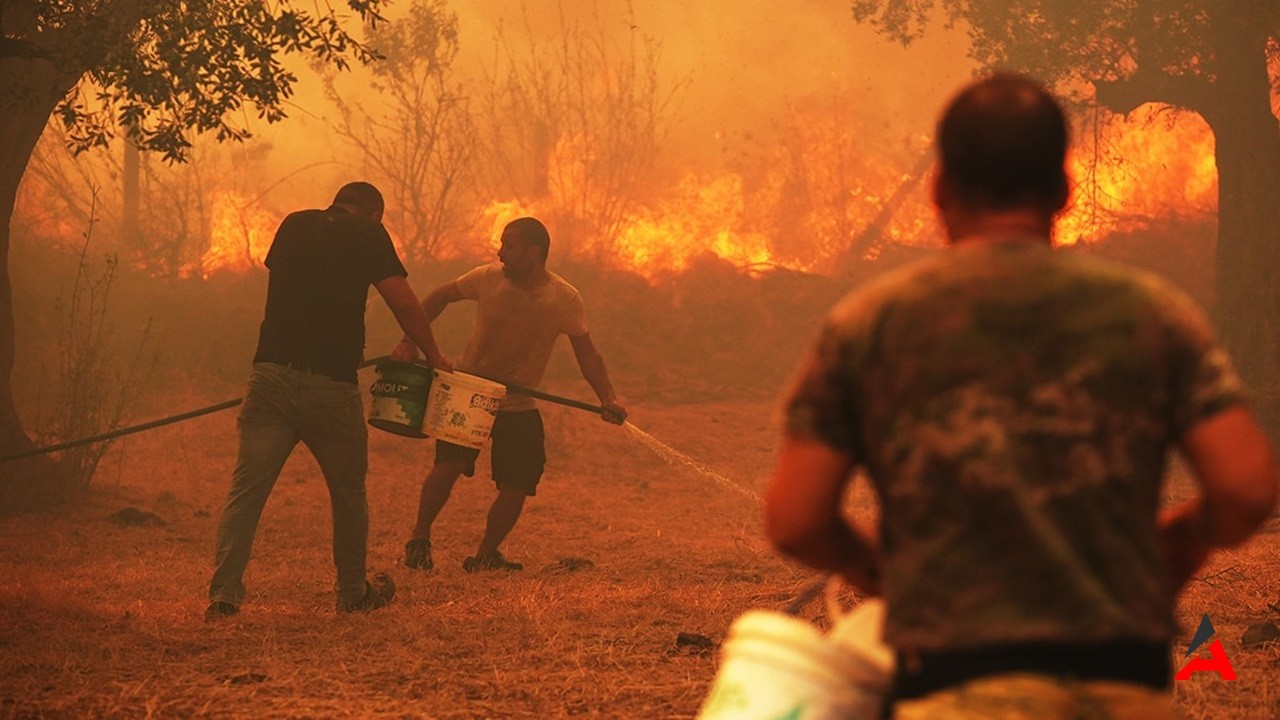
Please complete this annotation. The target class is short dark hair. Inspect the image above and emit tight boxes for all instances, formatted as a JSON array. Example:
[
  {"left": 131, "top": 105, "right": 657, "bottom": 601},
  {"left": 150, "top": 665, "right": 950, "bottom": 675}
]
[
  {"left": 332, "top": 181, "right": 385, "bottom": 216},
  {"left": 937, "top": 73, "right": 1069, "bottom": 211},
  {"left": 505, "top": 217, "right": 551, "bottom": 258}
]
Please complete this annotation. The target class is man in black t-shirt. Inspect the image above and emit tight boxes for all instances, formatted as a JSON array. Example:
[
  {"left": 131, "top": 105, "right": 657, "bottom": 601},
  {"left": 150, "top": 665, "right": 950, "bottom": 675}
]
[{"left": 206, "top": 182, "right": 452, "bottom": 620}]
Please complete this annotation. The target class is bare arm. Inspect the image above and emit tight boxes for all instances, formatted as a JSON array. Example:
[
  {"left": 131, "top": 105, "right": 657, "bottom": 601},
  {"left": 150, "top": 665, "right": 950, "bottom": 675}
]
[
  {"left": 373, "top": 275, "right": 453, "bottom": 371},
  {"left": 765, "top": 437, "right": 881, "bottom": 594},
  {"left": 569, "top": 332, "right": 626, "bottom": 424},
  {"left": 390, "top": 281, "right": 465, "bottom": 364},
  {"left": 421, "top": 281, "right": 465, "bottom": 322},
  {"left": 1161, "top": 405, "right": 1279, "bottom": 590}
]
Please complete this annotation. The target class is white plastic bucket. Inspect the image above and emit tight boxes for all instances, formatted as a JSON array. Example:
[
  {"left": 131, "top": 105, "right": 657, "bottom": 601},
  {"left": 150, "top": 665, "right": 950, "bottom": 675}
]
[
  {"left": 697, "top": 609, "right": 890, "bottom": 720},
  {"left": 825, "top": 596, "right": 894, "bottom": 691},
  {"left": 421, "top": 370, "right": 507, "bottom": 449}
]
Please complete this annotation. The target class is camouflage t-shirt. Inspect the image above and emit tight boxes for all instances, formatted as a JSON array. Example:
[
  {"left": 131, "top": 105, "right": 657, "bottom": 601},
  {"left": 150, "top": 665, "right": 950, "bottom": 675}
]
[{"left": 784, "top": 237, "right": 1246, "bottom": 652}]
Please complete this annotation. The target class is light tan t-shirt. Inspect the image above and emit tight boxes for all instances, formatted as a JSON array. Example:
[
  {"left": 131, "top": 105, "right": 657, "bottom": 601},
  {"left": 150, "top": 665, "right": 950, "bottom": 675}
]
[{"left": 455, "top": 264, "right": 589, "bottom": 411}]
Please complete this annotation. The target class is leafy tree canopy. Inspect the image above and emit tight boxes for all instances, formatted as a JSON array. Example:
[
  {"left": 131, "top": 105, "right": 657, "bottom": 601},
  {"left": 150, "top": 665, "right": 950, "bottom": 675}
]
[
  {"left": 850, "top": 0, "right": 1279, "bottom": 108},
  {"left": 2, "top": 0, "right": 387, "bottom": 161}
]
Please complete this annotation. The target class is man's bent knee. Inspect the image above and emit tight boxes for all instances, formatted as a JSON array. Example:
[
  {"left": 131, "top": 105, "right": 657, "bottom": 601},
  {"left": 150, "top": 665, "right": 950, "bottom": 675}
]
[{"left": 425, "top": 460, "right": 469, "bottom": 486}]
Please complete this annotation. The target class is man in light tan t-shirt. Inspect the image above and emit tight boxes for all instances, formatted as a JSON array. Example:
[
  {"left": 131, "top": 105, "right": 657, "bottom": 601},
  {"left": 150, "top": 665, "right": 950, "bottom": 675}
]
[{"left": 391, "top": 217, "right": 627, "bottom": 572}]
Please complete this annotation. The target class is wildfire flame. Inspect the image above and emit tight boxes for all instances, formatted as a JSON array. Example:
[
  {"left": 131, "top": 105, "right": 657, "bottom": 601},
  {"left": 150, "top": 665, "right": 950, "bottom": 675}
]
[
  {"left": 196, "top": 191, "right": 277, "bottom": 277},
  {"left": 614, "top": 174, "right": 790, "bottom": 277},
  {"left": 548, "top": 105, "right": 1216, "bottom": 279},
  {"left": 1057, "top": 104, "right": 1217, "bottom": 245},
  {"left": 480, "top": 199, "right": 539, "bottom": 253},
  {"left": 193, "top": 104, "right": 1222, "bottom": 282}
]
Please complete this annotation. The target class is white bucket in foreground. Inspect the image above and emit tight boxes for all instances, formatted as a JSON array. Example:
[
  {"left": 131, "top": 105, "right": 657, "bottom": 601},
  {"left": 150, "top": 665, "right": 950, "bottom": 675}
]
[
  {"left": 827, "top": 598, "right": 893, "bottom": 686},
  {"left": 421, "top": 370, "right": 507, "bottom": 448},
  {"left": 697, "top": 608, "right": 891, "bottom": 720}
]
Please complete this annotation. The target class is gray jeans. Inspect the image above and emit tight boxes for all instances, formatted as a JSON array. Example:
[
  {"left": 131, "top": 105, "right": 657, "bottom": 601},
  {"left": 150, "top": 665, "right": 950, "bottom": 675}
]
[{"left": 209, "top": 362, "right": 369, "bottom": 607}]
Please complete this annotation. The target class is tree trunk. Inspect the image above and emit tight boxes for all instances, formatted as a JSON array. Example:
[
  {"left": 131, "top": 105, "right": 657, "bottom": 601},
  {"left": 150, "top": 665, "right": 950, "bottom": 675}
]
[
  {"left": 123, "top": 127, "right": 141, "bottom": 250},
  {"left": 0, "top": 52, "right": 82, "bottom": 487},
  {"left": 836, "top": 151, "right": 933, "bottom": 275},
  {"left": 1201, "top": 6, "right": 1280, "bottom": 434}
]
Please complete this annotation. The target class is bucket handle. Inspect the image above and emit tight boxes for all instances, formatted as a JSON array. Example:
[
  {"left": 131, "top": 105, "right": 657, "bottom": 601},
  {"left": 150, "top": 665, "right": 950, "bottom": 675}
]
[{"left": 781, "top": 575, "right": 862, "bottom": 622}]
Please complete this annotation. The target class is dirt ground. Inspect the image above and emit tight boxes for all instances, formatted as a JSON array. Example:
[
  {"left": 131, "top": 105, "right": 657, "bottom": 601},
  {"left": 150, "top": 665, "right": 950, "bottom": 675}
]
[{"left": 2, "top": 387, "right": 1279, "bottom": 719}]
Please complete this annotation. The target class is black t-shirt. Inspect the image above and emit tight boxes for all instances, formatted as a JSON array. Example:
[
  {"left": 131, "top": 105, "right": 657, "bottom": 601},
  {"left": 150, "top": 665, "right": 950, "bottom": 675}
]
[{"left": 252, "top": 205, "right": 407, "bottom": 383}]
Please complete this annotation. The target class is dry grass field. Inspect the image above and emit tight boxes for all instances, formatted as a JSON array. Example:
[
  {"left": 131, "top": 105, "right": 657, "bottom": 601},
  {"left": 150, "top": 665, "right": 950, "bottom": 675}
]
[{"left": 2, "top": 384, "right": 1279, "bottom": 719}]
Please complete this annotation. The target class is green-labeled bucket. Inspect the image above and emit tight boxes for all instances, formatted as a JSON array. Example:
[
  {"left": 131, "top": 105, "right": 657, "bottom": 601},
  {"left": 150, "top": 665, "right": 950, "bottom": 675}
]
[{"left": 368, "top": 361, "right": 434, "bottom": 438}]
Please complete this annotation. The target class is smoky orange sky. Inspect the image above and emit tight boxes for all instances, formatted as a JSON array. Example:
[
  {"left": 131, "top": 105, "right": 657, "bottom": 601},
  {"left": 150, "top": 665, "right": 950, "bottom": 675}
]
[
  {"left": 462, "top": 1, "right": 975, "bottom": 157},
  {"left": 269, "top": 1, "right": 974, "bottom": 165}
]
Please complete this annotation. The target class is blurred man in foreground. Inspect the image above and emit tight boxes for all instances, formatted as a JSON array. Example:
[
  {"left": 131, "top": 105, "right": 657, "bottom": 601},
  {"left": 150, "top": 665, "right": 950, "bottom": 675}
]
[
  {"left": 765, "top": 74, "right": 1277, "bottom": 718},
  {"left": 206, "top": 181, "right": 452, "bottom": 621},
  {"left": 393, "top": 217, "right": 626, "bottom": 573}
]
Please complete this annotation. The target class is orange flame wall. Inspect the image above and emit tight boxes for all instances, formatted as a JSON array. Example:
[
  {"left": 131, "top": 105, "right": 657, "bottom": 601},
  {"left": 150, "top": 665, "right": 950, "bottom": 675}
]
[
  {"left": 476, "top": 102, "right": 1219, "bottom": 281},
  {"left": 1058, "top": 105, "right": 1217, "bottom": 246},
  {"left": 165, "top": 105, "right": 1223, "bottom": 281},
  {"left": 186, "top": 100, "right": 1222, "bottom": 281}
]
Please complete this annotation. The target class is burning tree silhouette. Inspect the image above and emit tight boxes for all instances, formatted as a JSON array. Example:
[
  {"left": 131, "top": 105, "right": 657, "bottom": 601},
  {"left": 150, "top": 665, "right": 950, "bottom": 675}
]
[
  {"left": 323, "top": 0, "right": 476, "bottom": 265},
  {"left": 473, "top": 2, "right": 680, "bottom": 260}
]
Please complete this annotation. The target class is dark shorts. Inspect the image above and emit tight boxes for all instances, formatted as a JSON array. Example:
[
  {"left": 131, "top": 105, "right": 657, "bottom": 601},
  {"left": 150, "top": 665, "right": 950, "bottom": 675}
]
[{"left": 435, "top": 410, "right": 546, "bottom": 496}]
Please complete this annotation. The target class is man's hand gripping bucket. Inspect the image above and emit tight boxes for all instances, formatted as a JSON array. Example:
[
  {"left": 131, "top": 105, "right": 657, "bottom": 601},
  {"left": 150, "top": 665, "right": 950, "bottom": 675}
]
[{"left": 696, "top": 578, "right": 893, "bottom": 720}]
